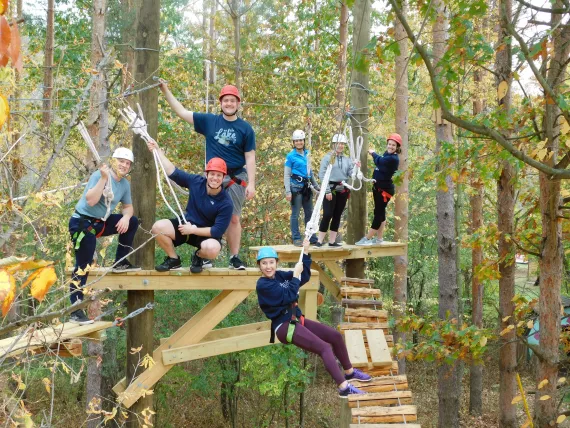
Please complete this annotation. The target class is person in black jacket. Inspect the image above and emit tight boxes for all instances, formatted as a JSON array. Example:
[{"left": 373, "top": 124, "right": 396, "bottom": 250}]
[
  {"left": 356, "top": 133, "right": 401, "bottom": 246},
  {"left": 256, "top": 239, "right": 371, "bottom": 397}
]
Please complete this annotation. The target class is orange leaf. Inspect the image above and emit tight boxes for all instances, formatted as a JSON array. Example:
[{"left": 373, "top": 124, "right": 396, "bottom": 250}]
[
  {"left": 0, "top": 93, "right": 8, "bottom": 130},
  {"left": 0, "top": 0, "right": 7, "bottom": 16},
  {"left": 7, "top": 259, "right": 53, "bottom": 274},
  {"left": 0, "top": 16, "right": 11, "bottom": 59},
  {"left": 30, "top": 266, "right": 57, "bottom": 302},
  {"left": 7, "top": 21, "right": 20, "bottom": 71},
  {"left": 0, "top": 270, "right": 16, "bottom": 316},
  {"left": 0, "top": 54, "right": 8, "bottom": 67}
]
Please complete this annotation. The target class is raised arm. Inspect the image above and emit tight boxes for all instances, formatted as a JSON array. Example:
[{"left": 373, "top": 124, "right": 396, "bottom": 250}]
[
  {"left": 146, "top": 139, "right": 175, "bottom": 175},
  {"left": 159, "top": 80, "right": 194, "bottom": 124}
]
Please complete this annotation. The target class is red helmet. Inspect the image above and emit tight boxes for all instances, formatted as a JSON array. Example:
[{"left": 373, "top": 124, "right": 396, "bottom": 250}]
[
  {"left": 387, "top": 133, "right": 403, "bottom": 146},
  {"left": 205, "top": 157, "right": 227, "bottom": 175},
  {"left": 219, "top": 85, "right": 241, "bottom": 102}
]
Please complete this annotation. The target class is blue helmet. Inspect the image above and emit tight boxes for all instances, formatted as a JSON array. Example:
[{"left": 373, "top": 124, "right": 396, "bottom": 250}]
[{"left": 256, "top": 247, "right": 279, "bottom": 261}]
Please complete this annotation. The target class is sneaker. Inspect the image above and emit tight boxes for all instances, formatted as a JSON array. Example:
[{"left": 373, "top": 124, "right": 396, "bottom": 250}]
[
  {"left": 191, "top": 250, "right": 203, "bottom": 274},
  {"left": 309, "top": 234, "right": 318, "bottom": 245},
  {"left": 155, "top": 256, "right": 182, "bottom": 272},
  {"left": 229, "top": 255, "right": 246, "bottom": 270},
  {"left": 293, "top": 239, "right": 303, "bottom": 247},
  {"left": 369, "top": 237, "right": 384, "bottom": 245},
  {"left": 338, "top": 383, "right": 366, "bottom": 397},
  {"left": 313, "top": 241, "right": 323, "bottom": 247},
  {"left": 345, "top": 368, "right": 372, "bottom": 382},
  {"left": 355, "top": 236, "right": 372, "bottom": 246},
  {"left": 328, "top": 242, "right": 342, "bottom": 247},
  {"left": 69, "top": 309, "right": 94, "bottom": 325},
  {"left": 202, "top": 259, "right": 213, "bottom": 269},
  {"left": 112, "top": 260, "right": 141, "bottom": 273}
]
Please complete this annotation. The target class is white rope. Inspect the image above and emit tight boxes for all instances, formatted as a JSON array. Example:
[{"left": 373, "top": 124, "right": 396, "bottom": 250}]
[
  {"left": 119, "top": 104, "right": 188, "bottom": 224},
  {"left": 341, "top": 126, "right": 375, "bottom": 192},
  {"left": 77, "top": 121, "right": 113, "bottom": 221}
]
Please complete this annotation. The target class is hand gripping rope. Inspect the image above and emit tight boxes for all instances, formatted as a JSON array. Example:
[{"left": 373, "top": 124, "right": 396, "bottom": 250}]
[
  {"left": 341, "top": 124, "right": 375, "bottom": 192},
  {"left": 119, "top": 104, "right": 188, "bottom": 225},
  {"left": 77, "top": 121, "right": 113, "bottom": 221}
]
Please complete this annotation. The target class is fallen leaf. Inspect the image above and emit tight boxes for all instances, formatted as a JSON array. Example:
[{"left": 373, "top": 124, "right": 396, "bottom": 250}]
[
  {"left": 538, "top": 379, "right": 549, "bottom": 389},
  {"left": 511, "top": 395, "right": 522, "bottom": 404},
  {"left": 539, "top": 395, "right": 551, "bottom": 401}
]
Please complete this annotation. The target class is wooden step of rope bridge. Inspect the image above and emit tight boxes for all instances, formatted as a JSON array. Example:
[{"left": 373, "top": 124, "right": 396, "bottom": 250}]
[{"left": 249, "top": 242, "right": 406, "bottom": 301}]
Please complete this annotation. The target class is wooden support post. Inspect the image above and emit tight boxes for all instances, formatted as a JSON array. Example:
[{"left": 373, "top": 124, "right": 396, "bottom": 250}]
[
  {"left": 340, "top": 398, "right": 352, "bottom": 428},
  {"left": 323, "top": 260, "right": 345, "bottom": 282},
  {"left": 311, "top": 262, "right": 341, "bottom": 300}
]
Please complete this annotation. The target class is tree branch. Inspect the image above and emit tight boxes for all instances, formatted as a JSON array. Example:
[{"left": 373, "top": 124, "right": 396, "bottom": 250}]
[{"left": 514, "top": 0, "right": 570, "bottom": 14}]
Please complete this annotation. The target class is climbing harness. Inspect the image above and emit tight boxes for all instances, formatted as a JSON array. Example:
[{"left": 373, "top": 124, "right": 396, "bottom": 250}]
[
  {"left": 341, "top": 125, "right": 375, "bottom": 192},
  {"left": 71, "top": 213, "right": 105, "bottom": 250},
  {"left": 286, "top": 302, "right": 305, "bottom": 343},
  {"left": 225, "top": 167, "right": 248, "bottom": 190},
  {"left": 119, "top": 104, "right": 188, "bottom": 225},
  {"left": 77, "top": 121, "right": 114, "bottom": 221}
]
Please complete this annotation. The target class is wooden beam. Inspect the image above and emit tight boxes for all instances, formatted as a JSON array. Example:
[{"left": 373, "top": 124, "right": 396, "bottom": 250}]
[
  {"left": 344, "top": 330, "right": 368, "bottom": 367},
  {"left": 311, "top": 262, "right": 341, "bottom": 300},
  {"left": 162, "top": 329, "right": 271, "bottom": 365},
  {"left": 301, "top": 288, "right": 318, "bottom": 320},
  {"left": 366, "top": 330, "right": 392, "bottom": 367},
  {"left": 160, "top": 321, "right": 271, "bottom": 345},
  {"left": 115, "top": 289, "right": 250, "bottom": 408},
  {"left": 350, "top": 424, "right": 421, "bottom": 428},
  {"left": 323, "top": 260, "right": 345, "bottom": 282}
]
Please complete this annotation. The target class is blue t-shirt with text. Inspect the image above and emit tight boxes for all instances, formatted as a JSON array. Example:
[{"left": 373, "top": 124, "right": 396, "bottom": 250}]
[
  {"left": 193, "top": 113, "right": 256, "bottom": 171},
  {"left": 168, "top": 168, "right": 233, "bottom": 239},
  {"left": 74, "top": 171, "right": 132, "bottom": 219}
]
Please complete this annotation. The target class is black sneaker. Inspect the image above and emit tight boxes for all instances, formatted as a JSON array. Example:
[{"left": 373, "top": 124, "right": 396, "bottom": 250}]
[
  {"left": 155, "top": 256, "right": 182, "bottom": 272},
  {"left": 202, "top": 259, "right": 213, "bottom": 269},
  {"left": 293, "top": 239, "right": 303, "bottom": 247},
  {"left": 229, "top": 255, "right": 246, "bottom": 270},
  {"left": 309, "top": 234, "right": 318, "bottom": 245},
  {"left": 112, "top": 260, "right": 141, "bottom": 273},
  {"left": 328, "top": 242, "right": 342, "bottom": 247},
  {"left": 314, "top": 241, "right": 323, "bottom": 247},
  {"left": 69, "top": 309, "right": 94, "bottom": 325},
  {"left": 191, "top": 251, "right": 204, "bottom": 273}
]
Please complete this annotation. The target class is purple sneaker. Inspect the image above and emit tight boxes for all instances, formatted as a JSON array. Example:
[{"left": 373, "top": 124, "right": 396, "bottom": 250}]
[
  {"left": 345, "top": 368, "right": 372, "bottom": 382},
  {"left": 338, "top": 383, "right": 366, "bottom": 397}
]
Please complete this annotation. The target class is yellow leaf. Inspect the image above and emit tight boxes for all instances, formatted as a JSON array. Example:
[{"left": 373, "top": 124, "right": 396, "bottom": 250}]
[
  {"left": 561, "top": 118, "right": 570, "bottom": 135},
  {"left": 6, "top": 259, "right": 52, "bottom": 273},
  {"left": 498, "top": 81, "right": 509, "bottom": 100},
  {"left": 511, "top": 395, "right": 522, "bottom": 404},
  {"left": 0, "top": 270, "right": 16, "bottom": 316},
  {"left": 0, "top": 93, "right": 9, "bottom": 131},
  {"left": 538, "top": 379, "right": 549, "bottom": 389},
  {"left": 130, "top": 346, "right": 143, "bottom": 354},
  {"left": 557, "top": 415, "right": 567, "bottom": 423},
  {"left": 539, "top": 395, "right": 551, "bottom": 401},
  {"left": 517, "top": 321, "right": 525, "bottom": 328},
  {"left": 558, "top": 377, "right": 566, "bottom": 384},
  {"left": 502, "top": 316, "right": 511, "bottom": 322},
  {"left": 527, "top": 320, "right": 534, "bottom": 329},
  {"left": 141, "top": 353, "right": 155, "bottom": 369},
  {"left": 102, "top": 407, "right": 117, "bottom": 425},
  {"left": 30, "top": 266, "right": 57, "bottom": 302},
  {"left": 500, "top": 325, "right": 515, "bottom": 336},
  {"left": 114, "top": 60, "right": 123, "bottom": 69},
  {"left": 42, "top": 378, "right": 51, "bottom": 393},
  {"left": 480, "top": 336, "right": 488, "bottom": 347},
  {"left": 521, "top": 421, "right": 531, "bottom": 428},
  {"left": 140, "top": 388, "right": 154, "bottom": 398}
]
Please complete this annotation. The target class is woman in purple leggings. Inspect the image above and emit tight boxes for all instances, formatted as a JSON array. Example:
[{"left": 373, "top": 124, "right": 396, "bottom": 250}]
[{"left": 256, "top": 239, "right": 371, "bottom": 396}]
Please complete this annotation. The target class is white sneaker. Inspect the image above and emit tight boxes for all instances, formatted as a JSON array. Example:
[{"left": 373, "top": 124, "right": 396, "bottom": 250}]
[
  {"left": 355, "top": 237, "right": 372, "bottom": 246},
  {"left": 370, "top": 238, "right": 384, "bottom": 245}
]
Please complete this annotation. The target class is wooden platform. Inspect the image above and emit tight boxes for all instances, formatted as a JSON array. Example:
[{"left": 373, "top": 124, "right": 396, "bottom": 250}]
[{"left": 0, "top": 321, "right": 112, "bottom": 359}]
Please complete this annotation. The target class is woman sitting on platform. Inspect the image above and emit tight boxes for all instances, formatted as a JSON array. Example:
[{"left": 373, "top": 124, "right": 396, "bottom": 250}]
[
  {"left": 315, "top": 134, "right": 358, "bottom": 247},
  {"left": 256, "top": 239, "right": 371, "bottom": 397},
  {"left": 356, "top": 133, "right": 401, "bottom": 246}
]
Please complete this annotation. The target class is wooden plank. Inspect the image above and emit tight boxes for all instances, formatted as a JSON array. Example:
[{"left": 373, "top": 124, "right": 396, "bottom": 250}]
[
  {"left": 301, "top": 289, "right": 318, "bottom": 320},
  {"left": 345, "top": 316, "right": 386, "bottom": 323},
  {"left": 341, "top": 277, "right": 374, "bottom": 287},
  {"left": 160, "top": 321, "right": 271, "bottom": 345},
  {"left": 366, "top": 330, "right": 392, "bottom": 368},
  {"left": 350, "top": 424, "right": 421, "bottom": 428},
  {"left": 348, "top": 391, "right": 413, "bottom": 407},
  {"left": 323, "top": 260, "right": 345, "bottom": 281},
  {"left": 342, "top": 298, "right": 383, "bottom": 308},
  {"left": 350, "top": 375, "right": 408, "bottom": 393},
  {"left": 341, "top": 287, "right": 381, "bottom": 298},
  {"left": 162, "top": 329, "right": 272, "bottom": 365},
  {"left": 352, "top": 405, "right": 417, "bottom": 417},
  {"left": 84, "top": 269, "right": 319, "bottom": 291},
  {"left": 339, "top": 323, "right": 389, "bottom": 331},
  {"left": 311, "top": 262, "right": 341, "bottom": 300},
  {"left": 352, "top": 415, "right": 418, "bottom": 424},
  {"left": 344, "top": 308, "right": 387, "bottom": 319},
  {"left": 344, "top": 330, "right": 368, "bottom": 367},
  {"left": 115, "top": 289, "right": 250, "bottom": 408}
]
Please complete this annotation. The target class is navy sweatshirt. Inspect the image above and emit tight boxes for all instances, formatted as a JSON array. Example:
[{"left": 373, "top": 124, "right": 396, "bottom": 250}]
[
  {"left": 371, "top": 151, "right": 399, "bottom": 193},
  {"left": 257, "top": 253, "right": 312, "bottom": 333},
  {"left": 168, "top": 168, "right": 233, "bottom": 239}
]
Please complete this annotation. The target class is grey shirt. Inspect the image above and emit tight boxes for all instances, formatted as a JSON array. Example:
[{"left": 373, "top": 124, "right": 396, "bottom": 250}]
[
  {"left": 74, "top": 170, "right": 132, "bottom": 219},
  {"left": 318, "top": 152, "right": 354, "bottom": 193}
]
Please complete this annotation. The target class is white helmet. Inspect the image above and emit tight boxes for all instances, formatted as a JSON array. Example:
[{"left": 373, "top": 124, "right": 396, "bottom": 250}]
[
  {"left": 292, "top": 129, "right": 306, "bottom": 140},
  {"left": 332, "top": 134, "right": 347, "bottom": 143},
  {"left": 112, "top": 147, "right": 134, "bottom": 163}
]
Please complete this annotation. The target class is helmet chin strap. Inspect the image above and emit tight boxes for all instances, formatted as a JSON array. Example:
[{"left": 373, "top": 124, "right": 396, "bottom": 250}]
[{"left": 207, "top": 183, "right": 223, "bottom": 191}]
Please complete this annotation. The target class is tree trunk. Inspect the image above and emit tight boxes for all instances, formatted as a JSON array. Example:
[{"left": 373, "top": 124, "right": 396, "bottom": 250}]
[
  {"left": 346, "top": 0, "right": 371, "bottom": 279},
  {"left": 496, "top": 1, "right": 518, "bottom": 426},
  {"left": 119, "top": 0, "right": 139, "bottom": 102},
  {"left": 126, "top": 0, "right": 159, "bottom": 424},
  {"left": 42, "top": 0, "right": 54, "bottom": 132},
  {"left": 335, "top": 1, "right": 348, "bottom": 123},
  {"left": 393, "top": 0, "right": 409, "bottom": 375},
  {"left": 432, "top": 1, "right": 460, "bottom": 426},
  {"left": 85, "top": 2, "right": 108, "bottom": 426},
  {"left": 469, "top": 66, "right": 484, "bottom": 417},
  {"left": 231, "top": 0, "right": 241, "bottom": 90},
  {"left": 535, "top": 4, "right": 568, "bottom": 425}
]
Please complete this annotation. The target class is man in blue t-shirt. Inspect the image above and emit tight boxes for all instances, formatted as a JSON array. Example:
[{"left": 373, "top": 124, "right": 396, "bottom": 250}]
[
  {"left": 159, "top": 81, "right": 255, "bottom": 270},
  {"left": 147, "top": 140, "right": 233, "bottom": 274}
]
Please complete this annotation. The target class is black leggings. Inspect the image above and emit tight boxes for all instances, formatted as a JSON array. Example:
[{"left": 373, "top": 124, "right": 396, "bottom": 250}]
[
  {"left": 371, "top": 187, "right": 392, "bottom": 230},
  {"left": 319, "top": 191, "right": 349, "bottom": 232}
]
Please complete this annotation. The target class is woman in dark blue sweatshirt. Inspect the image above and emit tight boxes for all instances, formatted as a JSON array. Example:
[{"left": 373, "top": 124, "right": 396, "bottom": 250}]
[
  {"left": 356, "top": 133, "right": 401, "bottom": 246},
  {"left": 256, "top": 239, "right": 371, "bottom": 397}
]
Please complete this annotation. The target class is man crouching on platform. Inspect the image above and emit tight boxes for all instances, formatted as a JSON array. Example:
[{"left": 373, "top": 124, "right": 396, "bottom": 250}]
[{"left": 147, "top": 139, "right": 233, "bottom": 273}]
